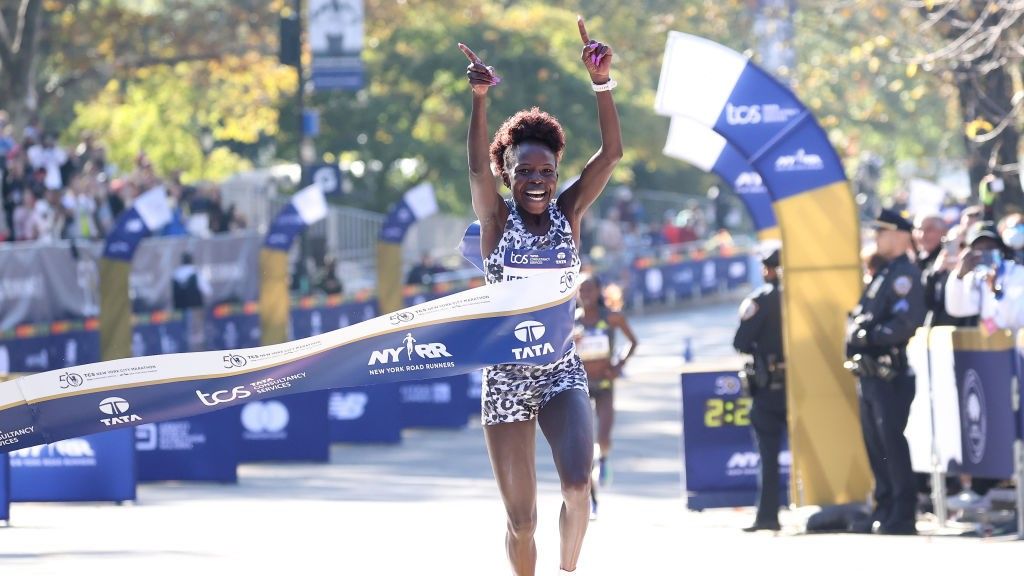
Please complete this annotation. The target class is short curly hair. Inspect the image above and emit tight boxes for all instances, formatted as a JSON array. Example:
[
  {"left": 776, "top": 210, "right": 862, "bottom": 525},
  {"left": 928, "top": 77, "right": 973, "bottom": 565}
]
[{"left": 489, "top": 107, "right": 565, "bottom": 182}]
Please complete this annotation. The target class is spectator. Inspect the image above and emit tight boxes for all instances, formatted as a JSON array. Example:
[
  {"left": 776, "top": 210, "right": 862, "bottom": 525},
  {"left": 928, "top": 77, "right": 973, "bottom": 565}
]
[
  {"left": 913, "top": 213, "right": 965, "bottom": 327},
  {"left": 2, "top": 148, "right": 31, "bottom": 237},
  {"left": 317, "top": 256, "right": 344, "bottom": 295},
  {"left": 61, "top": 174, "right": 99, "bottom": 239},
  {"left": 171, "top": 252, "right": 211, "bottom": 310},
  {"left": 33, "top": 189, "right": 61, "bottom": 242},
  {"left": 661, "top": 210, "right": 682, "bottom": 245},
  {"left": 26, "top": 132, "right": 68, "bottom": 191},
  {"left": 0, "top": 111, "right": 15, "bottom": 159},
  {"left": 406, "top": 253, "right": 445, "bottom": 286},
  {"left": 172, "top": 252, "right": 211, "bottom": 352},
  {"left": 12, "top": 190, "right": 38, "bottom": 241},
  {"left": 945, "top": 222, "right": 1015, "bottom": 329},
  {"left": 73, "top": 131, "right": 103, "bottom": 173}
]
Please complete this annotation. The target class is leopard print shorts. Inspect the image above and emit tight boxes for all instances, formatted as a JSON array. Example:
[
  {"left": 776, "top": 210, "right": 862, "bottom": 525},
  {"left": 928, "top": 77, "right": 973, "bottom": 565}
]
[{"left": 481, "top": 350, "right": 589, "bottom": 425}]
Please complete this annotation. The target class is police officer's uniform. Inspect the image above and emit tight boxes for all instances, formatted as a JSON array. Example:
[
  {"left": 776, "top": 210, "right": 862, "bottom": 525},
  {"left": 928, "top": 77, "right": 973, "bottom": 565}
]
[
  {"left": 845, "top": 210, "right": 925, "bottom": 535},
  {"left": 734, "top": 249, "right": 785, "bottom": 532}
]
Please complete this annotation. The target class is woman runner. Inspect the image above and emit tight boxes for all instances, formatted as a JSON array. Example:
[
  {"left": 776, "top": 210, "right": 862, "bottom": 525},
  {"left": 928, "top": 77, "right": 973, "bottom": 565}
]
[{"left": 458, "top": 15, "right": 622, "bottom": 575}]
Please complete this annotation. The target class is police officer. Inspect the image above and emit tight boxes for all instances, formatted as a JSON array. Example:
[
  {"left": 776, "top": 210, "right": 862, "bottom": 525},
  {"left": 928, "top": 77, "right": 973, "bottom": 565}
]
[
  {"left": 845, "top": 209, "right": 925, "bottom": 535},
  {"left": 734, "top": 247, "right": 786, "bottom": 532}
]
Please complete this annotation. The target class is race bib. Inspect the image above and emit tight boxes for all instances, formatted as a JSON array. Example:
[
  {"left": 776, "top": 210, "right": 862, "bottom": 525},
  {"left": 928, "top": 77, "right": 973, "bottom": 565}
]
[
  {"left": 577, "top": 331, "right": 611, "bottom": 362},
  {"left": 503, "top": 248, "right": 573, "bottom": 282}
]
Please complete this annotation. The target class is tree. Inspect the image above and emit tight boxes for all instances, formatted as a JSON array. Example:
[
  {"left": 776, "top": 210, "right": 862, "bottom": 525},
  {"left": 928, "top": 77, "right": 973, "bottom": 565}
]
[
  {"left": 908, "top": 0, "right": 1023, "bottom": 214},
  {"left": 0, "top": 0, "right": 43, "bottom": 131},
  {"left": 1, "top": 1, "right": 296, "bottom": 181}
]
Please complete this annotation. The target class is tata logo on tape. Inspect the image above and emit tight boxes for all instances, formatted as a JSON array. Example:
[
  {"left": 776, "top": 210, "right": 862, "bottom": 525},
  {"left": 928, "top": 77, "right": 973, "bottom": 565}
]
[
  {"left": 98, "top": 396, "right": 142, "bottom": 427},
  {"left": 512, "top": 321, "right": 554, "bottom": 360},
  {"left": 368, "top": 332, "right": 452, "bottom": 366}
]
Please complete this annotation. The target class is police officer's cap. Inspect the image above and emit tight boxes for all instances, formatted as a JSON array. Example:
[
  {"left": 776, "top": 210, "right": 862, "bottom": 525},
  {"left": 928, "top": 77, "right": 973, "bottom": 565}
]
[
  {"left": 761, "top": 249, "right": 781, "bottom": 269},
  {"left": 871, "top": 209, "right": 913, "bottom": 233},
  {"left": 965, "top": 221, "right": 1006, "bottom": 249}
]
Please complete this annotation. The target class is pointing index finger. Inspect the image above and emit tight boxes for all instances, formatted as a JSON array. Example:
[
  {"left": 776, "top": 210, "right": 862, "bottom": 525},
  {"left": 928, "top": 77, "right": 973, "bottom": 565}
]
[
  {"left": 577, "top": 16, "right": 591, "bottom": 45},
  {"left": 458, "top": 43, "right": 482, "bottom": 64}
]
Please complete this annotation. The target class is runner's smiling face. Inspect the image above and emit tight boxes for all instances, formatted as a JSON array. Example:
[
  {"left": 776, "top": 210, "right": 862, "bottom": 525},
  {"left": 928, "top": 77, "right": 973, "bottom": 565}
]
[{"left": 505, "top": 141, "right": 558, "bottom": 215}]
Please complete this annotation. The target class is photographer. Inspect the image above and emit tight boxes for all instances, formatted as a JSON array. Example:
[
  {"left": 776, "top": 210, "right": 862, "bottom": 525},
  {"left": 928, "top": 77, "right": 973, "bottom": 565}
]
[{"left": 945, "top": 222, "right": 1024, "bottom": 331}]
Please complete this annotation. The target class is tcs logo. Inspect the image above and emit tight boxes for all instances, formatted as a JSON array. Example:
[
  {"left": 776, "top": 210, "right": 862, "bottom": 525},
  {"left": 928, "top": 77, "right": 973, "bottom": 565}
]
[
  {"left": 196, "top": 385, "right": 252, "bottom": 406},
  {"left": 726, "top": 104, "right": 762, "bottom": 125},
  {"left": 509, "top": 253, "right": 532, "bottom": 265}
]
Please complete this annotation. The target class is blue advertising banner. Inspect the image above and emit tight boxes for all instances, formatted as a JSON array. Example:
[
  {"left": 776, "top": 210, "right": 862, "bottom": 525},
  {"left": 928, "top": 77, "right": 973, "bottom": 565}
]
[
  {"left": 711, "top": 144, "right": 777, "bottom": 233},
  {"left": 135, "top": 408, "right": 241, "bottom": 483},
  {"left": 290, "top": 300, "right": 378, "bottom": 339},
  {"left": 717, "top": 255, "right": 749, "bottom": 290},
  {"left": 952, "top": 348, "right": 1016, "bottom": 479},
  {"left": 634, "top": 266, "right": 666, "bottom": 303},
  {"left": 9, "top": 429, "right": 135, "bottom": 502},
  {"left": 132, "top": 318, "right": 187, "bottom": 357},
  {"left": 309, "top": 0, "right": 365, "bottom": 91},
  {"left": 102, "top": 187, "right": 171, "bottom": 261},
  {"left": 664, "top": 262, "right": 700, "bottom": 299},
  {"left": 206, "top": 308, "right": 261, "bottom": 351},
  {"left": 380, "top": 183, "right": 438, "bottom": 244},
  {"left": 681, "top": 369, "right": 789, "bottom": 510},
  {"left": 239, "top": 391, "right": 330, "bottom": 462},
  {"left": 0, "top": 453, "right": 8, "bottom": 522},
  {"left": 301, "top": 163, "right": 343, "bottom": 195},
  {"left": 0, "top": 329, "right": 100, "bottom": 374},
  {"left": 328, "top": 385, "right": 402, "bottom": 444},
  {"left": 399, "top": 375, "right": 469, "bottom": 429}
]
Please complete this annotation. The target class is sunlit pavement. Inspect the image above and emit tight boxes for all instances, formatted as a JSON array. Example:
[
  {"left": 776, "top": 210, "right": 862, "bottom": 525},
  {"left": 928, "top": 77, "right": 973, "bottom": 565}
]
[{"left": 0, "top": 298, "right": 1019, "bottom": 575}]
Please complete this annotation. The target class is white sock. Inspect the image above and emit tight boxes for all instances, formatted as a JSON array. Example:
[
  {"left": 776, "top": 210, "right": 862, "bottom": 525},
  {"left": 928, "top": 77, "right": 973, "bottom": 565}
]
[{"left": 560, "top": 570, "right": 576, "bottom": 575}]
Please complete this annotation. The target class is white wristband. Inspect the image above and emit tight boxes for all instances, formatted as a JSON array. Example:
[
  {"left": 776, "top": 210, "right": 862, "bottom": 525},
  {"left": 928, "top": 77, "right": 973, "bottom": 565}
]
[{"left": 592, "top": 78, "right": 617, "bottom": 92}]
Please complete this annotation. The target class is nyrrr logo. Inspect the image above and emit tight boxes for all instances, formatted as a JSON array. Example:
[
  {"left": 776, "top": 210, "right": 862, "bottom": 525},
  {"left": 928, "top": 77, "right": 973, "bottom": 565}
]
[
  {"left": 12, "top": 438, "right": 95, "bottom": 459},
  {"left": 727, "top": 451, "right": 760, "bottom": 469},
  {"left": 734, "top": 171, "right": 765, "bottom": 191},
  {"left": 196, "top": 385, "right": 252, "bottom": 407},
  {"left": 98, "top": 396, "right": 142, "bottom": 426},
  {"left": 512, "top": 321, "right": 555, "bottom": 360},
  {"left": 368, "top": 332, "right": 452, "bottom": 365},
  {"left": 775, "top": 149, "right": 823, "bottom": 171}
]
